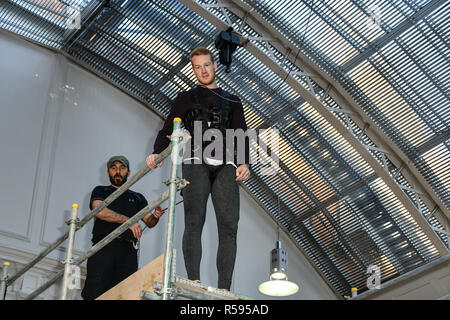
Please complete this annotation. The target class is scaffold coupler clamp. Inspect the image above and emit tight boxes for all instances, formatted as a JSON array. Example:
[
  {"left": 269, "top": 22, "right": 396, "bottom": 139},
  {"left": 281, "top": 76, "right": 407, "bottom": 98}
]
[
  {"left": 60, "top": 258, "right": 74, "bottom": 265},
  {"left": 1, "top": 261, "right": 10, "bottom": 283},
  {"left": 65, "top": 217, "right": 81, "bottom": 228},
  {"left": 163, "top": 178, "right": 189, "bottom": 191},
  {"left": 168, "top": 128, "right": 191, "bottom": 145},
  {"left": 153, "top": 281, "right": 177, "bottom": 299}
]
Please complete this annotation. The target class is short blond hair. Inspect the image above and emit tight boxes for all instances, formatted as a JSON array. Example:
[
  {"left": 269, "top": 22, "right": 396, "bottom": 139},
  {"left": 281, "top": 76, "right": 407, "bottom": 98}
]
[{"left": 190, "top": 47, "right": 215, "bottom": 64}]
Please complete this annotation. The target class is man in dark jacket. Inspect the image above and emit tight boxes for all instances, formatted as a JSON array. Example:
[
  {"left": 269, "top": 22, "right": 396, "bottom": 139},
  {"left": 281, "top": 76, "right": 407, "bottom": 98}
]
[{"left": 146, "top": 47, "right": 250, "bottom": 290}]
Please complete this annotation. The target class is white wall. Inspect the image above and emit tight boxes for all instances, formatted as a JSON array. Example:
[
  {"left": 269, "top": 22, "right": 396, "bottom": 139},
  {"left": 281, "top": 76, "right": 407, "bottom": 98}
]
[{"left": 0, "top": 31, "right": 336, "bottom": 300}]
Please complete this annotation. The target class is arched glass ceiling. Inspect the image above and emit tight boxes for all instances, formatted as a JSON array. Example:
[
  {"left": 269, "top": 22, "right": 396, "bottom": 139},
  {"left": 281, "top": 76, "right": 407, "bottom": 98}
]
[{"left": 1, "top": 0, "right": 448, "bottom": 297}]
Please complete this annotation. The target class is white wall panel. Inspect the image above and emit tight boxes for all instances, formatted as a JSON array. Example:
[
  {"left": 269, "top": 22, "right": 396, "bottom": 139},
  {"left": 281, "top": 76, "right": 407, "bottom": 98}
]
[{"left": 0, "top": 32, "right": 55, "bottom": 242}]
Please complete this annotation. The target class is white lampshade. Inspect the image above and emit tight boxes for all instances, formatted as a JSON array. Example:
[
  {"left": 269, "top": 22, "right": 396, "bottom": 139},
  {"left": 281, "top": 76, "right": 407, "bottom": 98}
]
[
  {"left": 258, "top": 279, "right": 299, "bottom": 297},
  {"left": 270, "top": 271, "right": 287, "bottom": 280},
  {"left": 258, "top": 240, "right": 299, "bottom": 297}
]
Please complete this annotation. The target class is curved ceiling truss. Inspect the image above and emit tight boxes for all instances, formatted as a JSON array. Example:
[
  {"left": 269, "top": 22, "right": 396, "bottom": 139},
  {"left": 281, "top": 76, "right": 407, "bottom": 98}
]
[{"left": 181, "top": 0, "right": 449, "bottom": 296}]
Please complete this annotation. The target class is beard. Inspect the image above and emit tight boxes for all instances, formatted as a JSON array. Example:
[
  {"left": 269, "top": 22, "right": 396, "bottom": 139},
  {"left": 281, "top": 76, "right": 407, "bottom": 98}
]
[
  {"left": 197, "top": 71, "right": 216, "bottom": 86},
  {"left": 109, "top": 174, "right": 128, "bottom": 187}
]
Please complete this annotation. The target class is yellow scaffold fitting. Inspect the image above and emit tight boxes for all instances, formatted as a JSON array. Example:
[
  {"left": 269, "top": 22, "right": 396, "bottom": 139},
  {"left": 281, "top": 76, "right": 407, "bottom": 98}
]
[
  {"left": 72, "top": 203, "right": 79, "bottom": 208},
  {"left": 173, "top": 117, "right": 182, "bottom": 123}
]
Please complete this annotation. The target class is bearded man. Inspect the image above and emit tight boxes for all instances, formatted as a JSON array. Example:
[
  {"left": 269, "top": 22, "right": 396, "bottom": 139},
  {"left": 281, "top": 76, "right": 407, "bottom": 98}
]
[{"left": 81, "top": 155, "right": 163, "bottom": 300}]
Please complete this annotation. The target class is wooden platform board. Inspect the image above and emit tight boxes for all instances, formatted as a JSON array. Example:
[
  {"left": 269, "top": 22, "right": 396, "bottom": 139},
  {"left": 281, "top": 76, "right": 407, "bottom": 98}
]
[
  {"left": 96, "top": 253, "right": 164, "bottom": 300},
  {"left": 96, "top": 253, "right": 250, "bottom": 300}
]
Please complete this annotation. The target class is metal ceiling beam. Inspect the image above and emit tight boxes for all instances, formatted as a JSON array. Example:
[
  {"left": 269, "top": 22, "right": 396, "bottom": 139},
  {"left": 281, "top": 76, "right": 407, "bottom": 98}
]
[
  {"left": 292, "top": 173, "right": 378, "bottom": 223},
  {"left": 1, "top": 0, "right": 65, "bottom": 48},
  {"left": 340, "top": 0, "right": 447, "bottom": 73},
  {"left": 225, "top": 59, "right": 391, "bottom": 272},
  {"left": 301, "top": 0, "right": 450, "bottom": 221},
  {"left": 5, "top": 0, "right": 68, "bottom": 28},
  {"left": 216, "top": 0, "right": 448, "bottom": 227},
  {"left": 272, "top": 3, "right": 450, "bottom": 242},
  {"left": 309, "top": 0, "right": 449, "bottom": 147},
  {"left": 415, "top": 129, "right": 450, "bottom": 156},
  {"left": 71, "top": 21, "right": 192, "bottom": 96},
  {"left": 210, "top": 36, "right": 392, "bottom": 286},
  {"left": 351, "top": 0, "right": 449, "bottom": 108},
  {"left": 61, "top": 47, "right": 172, "bottom": 120},
  {"left": 63, "top": 0, "right": 110, "bottom": 50},
  {"left": 229, "top": 0, "right": 450, "bottom": 224},
  {"left": 100, "top": 0, "right": 214, "bottom": 99},
  {"left": 292, "top": 0, "right": 449, "bottom": 223},
  {"left": 240, "top": 179, "right": 345, "bottom": 298},
  {"left": 69, "top": 42, "right": 154, "bottom": 93},
  {"left": 177, "top": 0, "right": 449, "bottom": 255}
]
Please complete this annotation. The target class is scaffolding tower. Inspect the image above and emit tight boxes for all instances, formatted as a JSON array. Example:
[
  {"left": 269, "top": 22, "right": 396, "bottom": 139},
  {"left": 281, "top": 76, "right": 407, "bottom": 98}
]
[{"left": 0, "top": 118, "right": 252, "bottom": 300}]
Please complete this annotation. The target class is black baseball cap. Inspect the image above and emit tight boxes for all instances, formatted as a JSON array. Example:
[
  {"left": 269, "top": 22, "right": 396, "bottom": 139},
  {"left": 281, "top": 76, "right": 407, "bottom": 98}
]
[{"left": 107, "top": 155, "right": 129, "bottom": 169}]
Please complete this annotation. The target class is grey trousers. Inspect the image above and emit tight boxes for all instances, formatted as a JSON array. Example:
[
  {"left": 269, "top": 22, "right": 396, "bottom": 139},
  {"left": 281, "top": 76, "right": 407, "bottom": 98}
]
[{"left": 181, "top": 162, "right": 240, "bottom": 290}]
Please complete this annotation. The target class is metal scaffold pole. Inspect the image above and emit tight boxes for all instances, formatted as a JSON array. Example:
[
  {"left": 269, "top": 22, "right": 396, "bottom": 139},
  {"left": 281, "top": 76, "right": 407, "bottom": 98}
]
[
  {"left": 24, "top": 189, "right": 176, "bottom": 300},
  {"left": 60, "top": 203, "right": 79, "bottom": 300},
  {"left": 1, "top": 261, "right": 10, "bottom": 300},
  {"left": 162, "top": 117, "right": 186, "bottom": 300},
  {"left": 21, "top": 119, "right": 189, "bottom": 300}
]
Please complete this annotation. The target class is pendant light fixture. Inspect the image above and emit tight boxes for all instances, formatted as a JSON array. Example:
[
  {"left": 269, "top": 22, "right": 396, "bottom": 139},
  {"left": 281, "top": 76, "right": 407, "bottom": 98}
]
[{"left": 258, "top": 196, "right": 299, "bottom": 296}]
